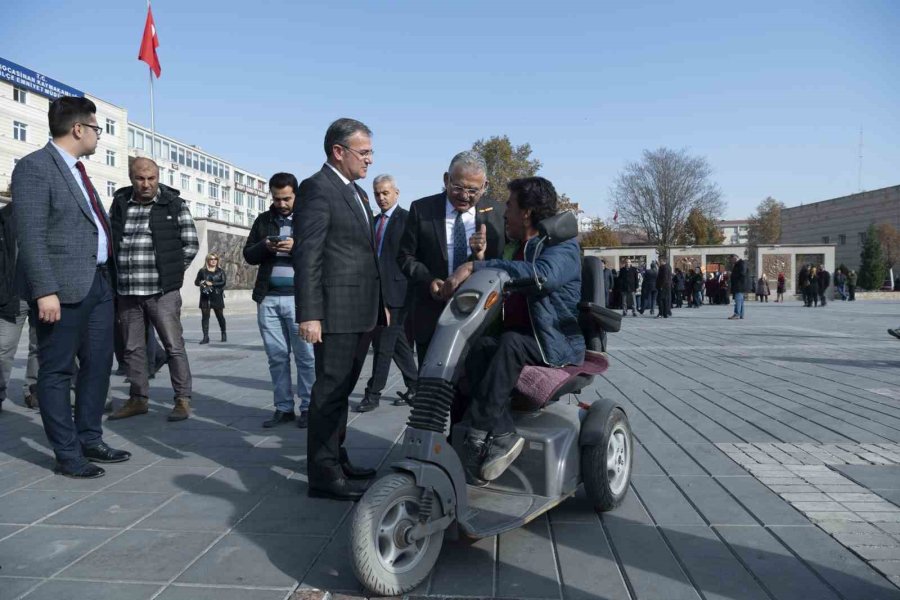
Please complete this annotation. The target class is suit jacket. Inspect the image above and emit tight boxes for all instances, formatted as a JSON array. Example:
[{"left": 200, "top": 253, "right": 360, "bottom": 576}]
[
  {"left": 376, "top": 206, "right": 410, "bottom": 308},
  {"left": 293, "top": 165, "right": 383, "bottom": 334},
  {"left": 656, "top": 264, "right": 672, "bottom": 289},
  {"left": 397, "top": 192, "right": 505, "bottom": 340},
  {"left": 11, "top": 143, "right": 111, "bottom": 304}
]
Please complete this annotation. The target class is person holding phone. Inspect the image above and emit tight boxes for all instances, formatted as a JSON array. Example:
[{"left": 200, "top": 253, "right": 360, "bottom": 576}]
[{"left": 195, "top": 253, "right": 226, "bottom": 344}]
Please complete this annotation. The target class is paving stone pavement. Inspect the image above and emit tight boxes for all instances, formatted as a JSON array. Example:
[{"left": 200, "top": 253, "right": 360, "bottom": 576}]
[{"left": 1, "top": 299, "right": 900, "bottom": 599}]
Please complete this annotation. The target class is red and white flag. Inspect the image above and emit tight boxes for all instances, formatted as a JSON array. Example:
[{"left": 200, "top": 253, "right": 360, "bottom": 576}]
[
  {"left": 138, "top": 6, "right": 161, "bottom": 78},
  {"left": 613, "top": 209, "right": 619, "bottom": 223}
]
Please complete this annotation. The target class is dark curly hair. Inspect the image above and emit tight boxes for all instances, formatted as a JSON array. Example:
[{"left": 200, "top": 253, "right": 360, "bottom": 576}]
[{"left": 507, "top": 176, "right": 558, "bottom": 225}]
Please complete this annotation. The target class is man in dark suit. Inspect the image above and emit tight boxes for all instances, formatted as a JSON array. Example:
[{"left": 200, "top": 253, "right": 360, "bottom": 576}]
[
  {"left": 397, "top": 151, "right": 505, "bottom": 365},
  {"left": 655, "top": 256, "right": 672, "bottom": 318},
  {"left": 295, "top": 118, "right": 384, "bottom": 501},
  {"left": 356, "top": 174, "right": 418, "bottom": 413},
  {"left": 618, "top": 258, "right": 638, "bottom": 316},
  {"left": 11, "top": 96, "right": 130, "bottom": 478}
]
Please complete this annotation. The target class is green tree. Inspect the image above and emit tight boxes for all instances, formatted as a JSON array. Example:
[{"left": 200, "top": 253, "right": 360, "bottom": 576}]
[
  {"left": 875, "top": 223, "right": 900, "bottom": 268},
  {"left": 471, "top": 135, "right": 541, "bottom": 200},
  {"left": 557, "top": 193, "right": 581, "bottom": 215},
  {"left": 858, "top": 224, "right": 887, "bottom": 290},
  {"left": 675, "top": 207, "right": 725, "bottom": 245},
  {"left": 580, "top": 225, "right": 620, "bottom": 248},
  {"left": 747, "top": 196, "right": 784, "bottom": 245}
]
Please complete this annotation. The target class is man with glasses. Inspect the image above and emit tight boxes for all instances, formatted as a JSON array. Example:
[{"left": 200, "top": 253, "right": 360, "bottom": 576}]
[
  {"left": 295, "top": 118, "right": 386, "bottom": 501},
  {"left": 11, "top": 96, "right": 129, "bottom": 478},
  {"left": 398, "top": 151, "right": 506, "bottom": 365},
  {"left": 107, "top": 157, "right": 199, "bottom": 422}
]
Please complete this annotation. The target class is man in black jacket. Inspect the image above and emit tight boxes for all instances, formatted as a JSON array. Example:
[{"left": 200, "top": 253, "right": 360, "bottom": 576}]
[
  {"left": 656, "top": 257, "right": 672, "bottom": 318},
  {"left": 295, "top": 118, "right": 384, "bottom": 501},
  {"left": 817, "top": 265, "right": 830, "bottom": 307},
  {"left": 601, "top": 259, "right": 613, "bottom": 307},
  {"left": 728, "top": 254, "right": 747, "bottom": 320},
  {"left": 0, "top": 203, "right": 39, "bottom": 412},
  {"left": 244, "top": 172, "right": 315, "bottom": 429},
  {"left": 108, "top": 158, "right": 199, "bottom": 422},
  {"left": 356, "top": 175, "right": 418, "bottom": 413},
  {"left": 397, "top": 152, "right": 506, "bottom": 365},
  {"left": 618, "top": 258, "right": 638, "bottom": 316}
]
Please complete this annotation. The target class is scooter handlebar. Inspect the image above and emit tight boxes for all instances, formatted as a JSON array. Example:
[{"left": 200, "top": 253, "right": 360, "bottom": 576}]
[{"left": 504, "top": 276, "right": 546, "bottom": 292}]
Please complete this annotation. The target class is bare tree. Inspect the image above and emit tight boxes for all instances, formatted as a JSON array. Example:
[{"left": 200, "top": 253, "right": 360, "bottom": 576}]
[
  {"left": 610, "top": 148, "right": 724, "bottom": 247},
  {"left": 471, "top": 135, "right": 541, "bottom": 200}
]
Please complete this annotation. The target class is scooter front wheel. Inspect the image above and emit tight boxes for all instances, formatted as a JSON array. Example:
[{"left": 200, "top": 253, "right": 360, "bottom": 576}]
[
  {"left": 350, "top": 472, "right": 444, "bottom": 596},
  {"left": 582, "top": 407, "right": 632, "bottom": 511}
]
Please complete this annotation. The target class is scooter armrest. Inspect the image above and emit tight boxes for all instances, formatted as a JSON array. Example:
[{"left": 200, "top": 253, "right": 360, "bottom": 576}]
[{"left": 578, "top": 302, "right": 622, "bottom": 333}]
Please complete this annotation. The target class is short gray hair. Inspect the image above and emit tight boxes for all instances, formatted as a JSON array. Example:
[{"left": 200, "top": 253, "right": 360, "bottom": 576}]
[
  {"left": 372, "top": 174, "right": 396, "bottom": 189},
  {"left": 324, "top": 118, "right": 372, "bottom": 158},
  {"left": 447, "top": 151, "right": 486, "bottom": 177}
]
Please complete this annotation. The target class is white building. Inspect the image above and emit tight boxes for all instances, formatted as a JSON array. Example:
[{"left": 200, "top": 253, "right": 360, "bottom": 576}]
[
  {"left": 0, "top": 56, "right": 128, "bottom": 205},
  {"left": 127, "top": 122, "right": 268, "bottom": 227},
  {"left": 718, "top": 219, "right": 750, "bottom": 245}
]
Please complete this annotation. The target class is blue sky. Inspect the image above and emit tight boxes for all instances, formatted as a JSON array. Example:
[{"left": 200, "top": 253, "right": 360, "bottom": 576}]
[{"left": 4, "top": 0, "right": 898, "bottom": 218}]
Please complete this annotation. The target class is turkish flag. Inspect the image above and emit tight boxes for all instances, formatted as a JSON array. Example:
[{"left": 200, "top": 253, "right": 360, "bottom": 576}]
[{"left": 138, "top": 6, "right": 161, "bottom": 78}]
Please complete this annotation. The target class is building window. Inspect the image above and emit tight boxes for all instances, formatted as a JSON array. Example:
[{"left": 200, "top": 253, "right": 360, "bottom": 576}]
[
  {"left": 235, "top": 191, "right": 244, "bottom": 207},
  {"left": 208, "top": 206, "right": 219, "bottom": 220},
  {"left": 192, "top": 154, "right": 199, "bottom": 171},
  {"left": 258, "top": 197, "right": 267, "bottom": 212},
  {"left": 135, "top": 132, "right": 144, "bottom": 150},
  {"left": 170, "top": 144, "right": 178, "bottom": 162},
  {"left": 221, "top": 188, "right": 229, "bottom": 202},
  {"left": 181, "top": 174, "right": 190, "bottom": 189},
  {"left": 13, "top": 87, "right": 26, "bottom": 103},
  {"left": 208, "top": 182, "right": 219, "bottom": 200},
  {"left": 224, "top": 167, "right": 230, "bottom": 181},
  {"left": 197, "top": 179, "right": 204, "bottom": 195},
  {"left": 859, "top": 232, "right": 867, "bottom": 244},
  {"left": 178, "top": 147, "right": 185, "bottom": 166},
  {"left": 235, "top": 172, "right": 244, "bottom": 184},
  {"left": 128, "top": 128, "right": 135, "bottom": 148},
  {"left": 196, "top": 202, "right": 206, "bottom": 217},
  {"left": 107, "top": 181, "right": 116, "bottom": 196},
  {"left": 839, "top": 234, "right": 846, "bottom": 245},
  {"left": 821, "top": 235, "right": 830, "bottom": 244},
  {"left": 13, "top": 121, "right": 27, "bottom": 142},
  {"left": 106, "top": 150, "right": 116, "bottom": 167},
  {"left": 247, "top": 176, "right": 255, "bottom": 188},
  {"left": 105, "top": 118, "right": 116, "bottom": 136},
  {"left": 222, "top": 210, "right": 231, "bottom": 223}
]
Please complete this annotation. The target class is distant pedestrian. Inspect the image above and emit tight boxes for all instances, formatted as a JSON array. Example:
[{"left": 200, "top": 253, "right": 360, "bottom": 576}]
[
  {"left": 756, "top": 276, "right": 769, "bottom": 302},
  {"left": 195, "top": 254, "right": 227, "bottom": 344},
  {"left": 618, "top": 259, "right": 638, "bottom": 317},
  {"left": 808, "top": 266, "right": 819, "bottom": 307},
  {"left": 817, "top": 265, "right": 830, "bottom": 307},
  {"left": 601, "top": 259, "right": 614, "bottom": 308},
  {"left": 692, "top": 267, "right": 704, "bottom": 308},
  {"left": 775, "top": 272, "right": 785, "bottom": 302},
  {"left": 728, "top": 254, "right": 746, "bottom": 320},
  {"left": 673, "top": 268, "right": 685, "bottom": 308},
  {"left": 848, "top": 270, "right": 857, "bottom": 301},
  {"left": 834, "top": 269, "right": 848, "bottom": 301},
  {"left": 656, "top": 257, "right": 672, "bottom": 318}
]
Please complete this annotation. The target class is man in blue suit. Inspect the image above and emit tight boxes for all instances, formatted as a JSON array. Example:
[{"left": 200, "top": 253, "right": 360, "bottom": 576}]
[{"left": 12, "top": 96, "right": 130, "bottom": 478}]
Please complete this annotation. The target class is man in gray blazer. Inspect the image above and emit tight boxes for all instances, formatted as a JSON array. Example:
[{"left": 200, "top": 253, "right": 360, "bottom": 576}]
[{"left": 11, "top": 96, "right": 130, "bottom": 478}]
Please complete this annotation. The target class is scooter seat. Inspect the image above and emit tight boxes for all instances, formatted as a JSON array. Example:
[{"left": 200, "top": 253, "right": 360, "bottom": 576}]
[{"left": 511, "top": 351, "right": 609, "bottom": 412}]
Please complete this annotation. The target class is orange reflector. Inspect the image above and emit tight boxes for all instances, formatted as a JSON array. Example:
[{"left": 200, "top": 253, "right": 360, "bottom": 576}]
[
  {"left": 484, "top": 291, "right": 499, "bottom": 310},
  {"left": 578, "top": 401, "right": 592, "bottom": 410},
  {"left": 433, "top": 444, "right": 442, "bottom": 454}
]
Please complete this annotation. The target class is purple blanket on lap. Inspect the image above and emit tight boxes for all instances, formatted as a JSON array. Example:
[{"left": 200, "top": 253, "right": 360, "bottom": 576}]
[{"left": 513, "top": 352, "right": 609, "bottom": 409}]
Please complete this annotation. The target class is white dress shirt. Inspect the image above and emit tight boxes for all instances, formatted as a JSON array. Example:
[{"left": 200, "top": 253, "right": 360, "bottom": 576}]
[
  {"left": 50, "top": 141, "right": 109, "bottom": 265},
  {"left": 445, "top": 197, "right": 476, "bottom": 272}
]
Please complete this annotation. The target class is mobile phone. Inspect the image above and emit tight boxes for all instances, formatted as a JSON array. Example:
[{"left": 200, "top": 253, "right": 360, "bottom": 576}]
[{"left": 267, "top": 235, "right": 283, "bottom": 243}]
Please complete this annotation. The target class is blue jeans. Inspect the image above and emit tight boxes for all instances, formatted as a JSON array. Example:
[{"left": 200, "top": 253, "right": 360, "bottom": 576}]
[
  {"left": 734, "top": 292, "right": 745, "bottom": 318},
  {"left": 257, "top": 295, "right": 315, "bottom": 413}
]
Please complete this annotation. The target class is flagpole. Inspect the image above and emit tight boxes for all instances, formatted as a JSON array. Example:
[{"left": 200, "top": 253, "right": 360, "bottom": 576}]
[{"left": 147, "top": 0, "right": 155, "bottom": 160}]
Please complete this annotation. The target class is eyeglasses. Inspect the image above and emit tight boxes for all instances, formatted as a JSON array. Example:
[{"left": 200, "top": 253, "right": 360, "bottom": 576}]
[
  {"left": 447, "top": 177, "right": 485, "bottom": 198},
  {"left": 78, "top": 123, "right": 102, "bottom": 137},
  {"left": 338, "top": 144, "right": 374, "bottom": 160}
]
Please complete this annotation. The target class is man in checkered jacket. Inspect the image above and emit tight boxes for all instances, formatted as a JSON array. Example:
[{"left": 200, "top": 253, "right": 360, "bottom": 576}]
[{"left": 108, "top": 157, "right": 199, "bottom": 422}]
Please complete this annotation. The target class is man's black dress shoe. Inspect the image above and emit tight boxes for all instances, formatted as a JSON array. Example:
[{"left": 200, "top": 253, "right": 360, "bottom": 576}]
[
  {"left": 263, "top": 410, "right": 295, "bottom": 428},
  {"left": 355, "top": 395, "right": 379, "bottom": 413},
  {"left": 296, "top": 410, "right": 309, "bottom": 429},
  {"left": 340, "top": 448, "right": 376, "bottom": 479},
  {"left": 393, "top": 389, "right": 416, "bottom": 407},
  {"left": 308, "top": 476, "right": 369, "bottom": 501},
  {"left": 54, "top": 462, "right": 105, "bottom": 479},
  {"left": 82, "top": 442, "right": 132, "bottom": 464}
]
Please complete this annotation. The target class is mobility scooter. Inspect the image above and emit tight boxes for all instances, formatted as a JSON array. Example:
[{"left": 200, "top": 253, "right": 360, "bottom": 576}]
[{"left": 349, "top": 211, "right": 631, "bottom": 596}]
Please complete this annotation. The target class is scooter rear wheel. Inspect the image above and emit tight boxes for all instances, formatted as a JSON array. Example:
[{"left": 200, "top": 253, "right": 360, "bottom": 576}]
[
  {"left": 350, "top": 472, "right": 444, "bottom": 596},
  {"left": 582, "top": 407, "right": 632, "bottom": 511}
]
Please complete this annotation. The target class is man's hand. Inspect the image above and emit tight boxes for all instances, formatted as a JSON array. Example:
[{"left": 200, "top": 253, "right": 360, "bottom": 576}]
[
  {"left": 429, "top": 278, "right": 445, "bottom": 301},
  {"left": 469, "top": 224, "right": 487, "bottom": 261},
  {"left": 37, "top": 294, "right": 61, "bottom": 324},
  {"left": 385, "top": 307, "right": 391, "bottom": 327},
  {"left": 299, "top": 320, "right": 322, "bottom": 344},
  {"left": 265, "top": 239, "right": 278, "bottom": 253},
  {"left": 275, "top": 238, "right": 294, "bottom": 253},
  {"left": 441, "top": 263, "right": 474, "bottom": 300}
]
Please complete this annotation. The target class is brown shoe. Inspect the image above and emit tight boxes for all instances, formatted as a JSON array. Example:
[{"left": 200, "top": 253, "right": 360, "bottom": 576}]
[
  {"left": 24, "top": 384, "right": 39, "bottom": 410},
  {"left": 108, "top": 398, "right": 149, "bottom": 420},
  {"left": 168, "top": 398, "right": 191, "bottom": 422}
]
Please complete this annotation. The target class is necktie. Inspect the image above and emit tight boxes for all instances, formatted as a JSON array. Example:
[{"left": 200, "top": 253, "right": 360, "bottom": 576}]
[
  {"left": 347, "top": 182, "right": 371, "bottom": 230},
  {"left": 374, "top": 213, "right": 387, "bottom": 256},
  {"left": 452, "top": 210, "right": 467, "bottom": 272},
  {"left": 75, "top": 161, "right": 112, "bottom": 258}
]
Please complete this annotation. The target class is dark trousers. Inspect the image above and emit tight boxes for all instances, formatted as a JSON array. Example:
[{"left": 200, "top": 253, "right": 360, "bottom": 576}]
[
  {"left": 674, "top": 290, "right": 683, "bottom": 308},
  {"left": 849, "top": 285, "right": 856, "bottom": 300},
  {"left": 34, "top": 268, "right": 113, "bottom": 468},
  {"left": 366, "top": 307, "right": 417, "bottom": 398},
  {"left": 657, "top": 288, "right": 672, "bottom": 317},
  {"left": 119, "top": 291, "right": 192, "bottom": 402},
  {"left": 308, "top": 330, "right": 374, "bottom": 481},
  {"left": 464, "top": 330, "right": 543, "bottom": 436},
  {"left": 201, "top": 306, "right": 226, "bottom": 334}
]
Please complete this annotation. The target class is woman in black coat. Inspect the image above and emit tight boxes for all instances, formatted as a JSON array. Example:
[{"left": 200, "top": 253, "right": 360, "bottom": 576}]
[{"left": 195, "top": 253, "right": 227, "bottom": 344}]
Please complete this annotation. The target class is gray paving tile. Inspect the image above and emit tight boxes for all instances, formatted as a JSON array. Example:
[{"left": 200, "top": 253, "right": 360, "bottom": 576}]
[
  {"left": 716, "top": 475, "right": 810, "bottom": 525},
  {"left": 673, "top": 476, "right": 758, "bottom": 525},
  {"left": 134, "top": 492, "right": 261, "bottom": 532},
  {"left": 497, "top": 517, "right": 559, "bottom": 599},
  {"left": 0, "top": 577, "right": 41, "bottom": 600},
  {"left": 631, "top": 475, "right": 705, "bottom": 525},
  {"left": 0, "top": 523, "right": 23, "bottom": 539},
  {"left": 236, "top": 493, "right": 350, "bottom": 536},
  {"left": 429, "top": 536, "right": 495, "bottom": 597},
  {"left": 661, "top": 525, "right": 770, "bottom": 600},
  {"left": 680, "top": 443, "right": 748, "bottom": 476},
  {"left": 548, "top": 488, "right": 601, "bottom": 524},
  {"left": 716, "top": 525, "right": 843, "bottom": 600},
  {"left": 43, "top": 491, "right": 174, "bottom": 528},
  {"left": 641, "top": 442, "right": 706, "bottom": 476},
  {"left": 60, "top": 530, "right": 220, "bottom": 582},
  {"left": 0, "top": 526, "right": 117, "bottom": 577},
  {"left": 553, "top": 522, "right": 630, "bottom": 600},
  {"left": 155, "top": 585, "right": 287, "bottom": 600},
  {"left": 0, "top": 489, "right": 90, "bottom": 524},
  {"left": 176, "top": 532, "right": 325, "bottom": 588},
  {"left": 770, "top": 525, "right": 900, "bottom": 600},
  {"left": 105, "top": 466, "right": 219, "bottom": 493},
  {"left": 300, "top": 522, "right": 366, "bottom": 596},
  {"left": 20, "top": 580, "right": 160, "bottom": 600}
]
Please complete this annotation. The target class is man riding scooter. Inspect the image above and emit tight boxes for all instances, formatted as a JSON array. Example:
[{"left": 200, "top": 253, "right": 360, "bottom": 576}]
[{"left": 440, "top": 176, "right": 584, "bottom": 485}]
